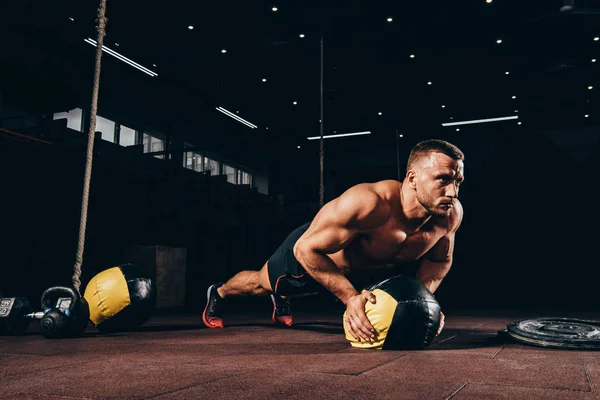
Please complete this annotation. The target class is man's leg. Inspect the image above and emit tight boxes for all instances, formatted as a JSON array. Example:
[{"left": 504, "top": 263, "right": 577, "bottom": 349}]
[
  {"left": 217, "top": 262, "right": 272, "bottom": 297},
  {"left": 202, "top": 263, "right": 274, "bottom": 328},
  {"left": 202, "top": 222, "right": 313, "bottom": 329}
]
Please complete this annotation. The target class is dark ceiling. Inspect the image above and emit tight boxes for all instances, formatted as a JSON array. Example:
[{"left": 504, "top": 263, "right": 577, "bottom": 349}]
[{"left": 1, "top": 0, "right": 599, "bottom": 151}]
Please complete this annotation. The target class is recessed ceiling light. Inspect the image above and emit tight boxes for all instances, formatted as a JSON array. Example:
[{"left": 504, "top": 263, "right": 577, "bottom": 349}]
[
  {"left": 427, "top": 81, "right": 432, "bottom": 85},
  {"left": 593, "top": 59, "right": 597, "bottom": 62},
  {"left": 297, "top": 146, "right": 301, "bottom": 149},
  {"left": 456, "top": 128, "right": 460, "bottom": 131},
  {"left": 188, "top": 25, "right": 194, "bottom": 30},
  {"left": 153, "top": 63, "right": 157, "bottom": 67},
  {"left": 442, "top": 105, "right": 446, "bottom": 108},
  {"left": 378, "top": 112, "right": 383, "bottom": 115},
  {"left": 585, "top": 114, "right": 590, "bottom": 118},
  {"left": 293, "top": 101, "right": 297, "bottom": 105},
  {"left": 262, "top": 78, "right": 267, "bottom": 82},
  {"left": 595, "top": 37, "right": 599, "bottom": 41},
  {"left": 496, "top": 39, "right": 503, "bottom": 44},
  {"left": 486, "top": 0, "right": 493, "bottom": 3},
  {"left": 115, "top": 43, "right": 119, "bottom": 47},
  {"left": 518, "top": 122, "right": 522, "bottom": 125},
  {"left": 387, "top": 17, "right": 393, "bottom": 22},
  {"left": 69, "top": 17, "right": 74, "bottom": 21},
  {"left": 512, "top": 95, "right": 517, "bottom": 99},
  {"left": 221, "top": 49, "right": 227, "bottom": 53},
  {"left": 588, "top": 86, "right": 594, "bottom": 90},
  {"left": 505, "top": 71, "right": 510, "bottom": 75},
  {"left": 410, "top": 54, "right": 415, "bottom": 58},
  {"left": 272, "top": 6, "right": 278, "bottom": 12},
  {"left": 515, "top": 110, "right": 518, "bottom": 113},
  {"left": 299, "top": 33, "right": 305, "bottom": 38},
  {"left": 399, "top": 134, "right": 404, "bottom": 138}
]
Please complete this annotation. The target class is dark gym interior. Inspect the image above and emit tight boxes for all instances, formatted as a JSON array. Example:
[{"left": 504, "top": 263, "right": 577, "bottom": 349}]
[{"left": 1, "top": 1, "right": 600, "bottom": 399}]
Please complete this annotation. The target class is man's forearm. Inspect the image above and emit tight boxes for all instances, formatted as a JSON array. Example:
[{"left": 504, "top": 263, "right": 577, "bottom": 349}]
[
  {"left": 295, "top": 250, "right": 358, "bottom": 304},
  {"left": 416, "top": 258, "right": 452, "bottom": 294}
]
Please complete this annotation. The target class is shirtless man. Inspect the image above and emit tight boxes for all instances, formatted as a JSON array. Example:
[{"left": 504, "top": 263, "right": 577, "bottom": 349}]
[{"left": 202, "top": 139, "right": 464, "bottom": 343}]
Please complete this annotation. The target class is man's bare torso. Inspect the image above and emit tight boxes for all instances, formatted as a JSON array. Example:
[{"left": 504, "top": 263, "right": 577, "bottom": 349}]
[{"left": 327, "top": 181, "right": 456, "bottom": 274}]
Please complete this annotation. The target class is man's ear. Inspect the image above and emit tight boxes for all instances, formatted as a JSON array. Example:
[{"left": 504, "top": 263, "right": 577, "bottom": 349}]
[{"left": 406, "top": 170, "right": 417, "bottom": 189}]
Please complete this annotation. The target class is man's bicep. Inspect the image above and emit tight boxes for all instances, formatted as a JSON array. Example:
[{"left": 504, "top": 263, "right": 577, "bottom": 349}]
[
  {"left": 426, "top": 205, "right": 463, "bottom": 262},
  {"left": 295, "top": 201, "right": 361, "bottom": 254},
  {"left": 295, "top": 186, "right": 388, "bottom": 255},
  {"left": 425, "top": 233, "right": 455, "bottom": 262},
  {"left": 296, "top": 223, "right": 355, "bottom": 255}
]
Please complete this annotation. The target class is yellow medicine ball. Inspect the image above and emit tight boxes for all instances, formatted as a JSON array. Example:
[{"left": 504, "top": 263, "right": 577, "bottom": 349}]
[
  {"left": 83, "top": 263, "right": 156, "bottom": 333},
  {"left": 344, "top": 275, "right": 441, "bottom": 350}
]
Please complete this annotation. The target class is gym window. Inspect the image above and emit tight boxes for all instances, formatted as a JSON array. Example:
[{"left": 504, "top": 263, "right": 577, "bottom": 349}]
[
  {"left": 96, "top": 115, "right": 116, "bottom": 143},
  {"left": 239, "top": 171, "right": 252, "bottom": 186},
  {"left": 184, "top": 151, "right": 204, "bottom": 172},
  {"left": 204, "top": 157, "right": 219, "bottom": 176},
  {"left": 143, "top": 132, "right": 165, "bottom": 159},
  {"left": 223, "top": 164, "right": 236, "bottom": 184},
  {"left": 53, "top": 108, "right": 83, "bottom": 132},
  {"left": 119, "top": 124, "right": 138, "bottom": 147}
]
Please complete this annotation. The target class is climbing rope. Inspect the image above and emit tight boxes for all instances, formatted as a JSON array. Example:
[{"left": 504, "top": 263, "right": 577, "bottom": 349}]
[{"left": 72, "top": 0, "right": 107, "bottom": 293}]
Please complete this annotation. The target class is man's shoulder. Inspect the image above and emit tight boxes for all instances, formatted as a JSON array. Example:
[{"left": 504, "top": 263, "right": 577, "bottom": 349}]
[
  {"left": 343, "top": 180, "right": 399, "bottom": 199},
  {"left": 369, "top": 180, "right": 402, "bottom": 198},
  {"left": 334, "top": 181, "right": 396, "bottom": 225}
]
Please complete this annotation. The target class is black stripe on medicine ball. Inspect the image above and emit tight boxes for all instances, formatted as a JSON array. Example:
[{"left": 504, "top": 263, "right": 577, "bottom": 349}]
[
  {"left": 382, "top": 299, "right": 441, "bottom": 350},
  {"left": 365, "top": 275, "right": 436, "bottom": 303},
  {"left": 365, "top": 275, "right": 441, "bottom": 350},
  {"left": 119, "top": 263, "right": 157, "bottom": 310},
  {"left": 95, "top": 264, "right": 157, "bottom": 333}
]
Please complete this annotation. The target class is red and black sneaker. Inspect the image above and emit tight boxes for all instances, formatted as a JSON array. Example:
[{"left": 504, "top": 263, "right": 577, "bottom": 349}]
[
  {"left": 271, "top": 293, "right": 293, "bottom": 327},
  {"left": 202, "top": 283, "right": 225, "bottom": 328}
]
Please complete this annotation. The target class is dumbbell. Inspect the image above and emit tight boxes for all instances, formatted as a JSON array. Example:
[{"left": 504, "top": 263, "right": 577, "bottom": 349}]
[{"left": 0, "top": 297, "right": 34, "bottom": 335}]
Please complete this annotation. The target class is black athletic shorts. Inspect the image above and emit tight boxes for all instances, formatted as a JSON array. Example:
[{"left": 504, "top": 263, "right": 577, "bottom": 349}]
[{"left": 267, "top": 222, "right": 324, "bottom": 296}]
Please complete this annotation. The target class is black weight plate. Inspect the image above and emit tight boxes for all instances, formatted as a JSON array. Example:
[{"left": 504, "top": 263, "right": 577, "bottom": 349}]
[{"left": 507, "top": 318, "right": 600, "bottom": 349}]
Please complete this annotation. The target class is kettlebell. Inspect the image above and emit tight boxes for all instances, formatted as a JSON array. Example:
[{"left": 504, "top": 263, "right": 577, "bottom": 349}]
[{"left": 40, "top": 286, "right": 90, "bottom": 339}]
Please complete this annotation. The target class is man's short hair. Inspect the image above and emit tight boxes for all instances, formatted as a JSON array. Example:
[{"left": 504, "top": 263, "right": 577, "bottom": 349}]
[{"left": 407, "top": 139, "right": 464, "bottom": 170}]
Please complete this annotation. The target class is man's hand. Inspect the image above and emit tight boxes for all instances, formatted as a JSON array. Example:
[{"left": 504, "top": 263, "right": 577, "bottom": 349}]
[
  {"left": 437, "top": 311, "right": 445, "bottom": 336},
  {"left": 345, "top": 290, "right": 377, "bottom": 342}
]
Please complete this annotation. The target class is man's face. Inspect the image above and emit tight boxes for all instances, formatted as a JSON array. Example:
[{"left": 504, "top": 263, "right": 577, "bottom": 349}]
[{"left": 414, "top": 152, "right": 464, "bottom": 218}]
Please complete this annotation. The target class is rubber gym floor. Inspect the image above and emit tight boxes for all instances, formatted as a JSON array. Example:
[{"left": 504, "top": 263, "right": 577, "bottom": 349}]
[{"left": 2, "top": 309, "right": 600, "bottom": 400}]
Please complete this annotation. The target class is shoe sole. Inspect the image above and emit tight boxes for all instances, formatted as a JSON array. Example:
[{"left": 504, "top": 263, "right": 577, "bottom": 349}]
[
  {"left": 202, "top": 285, "right": 223, "bottom": 328},
  {"left": 271, "top": 294, "right": 292, "bottom": 326}
]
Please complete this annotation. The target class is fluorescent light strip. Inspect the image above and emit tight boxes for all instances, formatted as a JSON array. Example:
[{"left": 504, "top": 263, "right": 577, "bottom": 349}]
[
  {"left": 85, "top": 39, "right": 157, "bottom": 76},
  {"left": 85, "top": 39, "right": 155, "bottom": 76},
  {"left": 216, "top": 107, "right": 257, "bottom": 129},
  {"left": 442, "top": 115, "right": 518, "bottom": 127},
  {"left": 216, "top": 107, "right": 257, "bottom": 128},
  {"left": 85, "top": 38, "right": 156, "bottom": 76},
  {"left": 307, "top": 131, "right": 371, "bottom": 140},
  {"left": 101, "top": 47, "right": 157, "bottom": 76},
  {"left": 84, "top": 39, "right": 156, "bottom": 77},
  {"left": 84, "top": 38, "right": 157, "bottom": 77}
]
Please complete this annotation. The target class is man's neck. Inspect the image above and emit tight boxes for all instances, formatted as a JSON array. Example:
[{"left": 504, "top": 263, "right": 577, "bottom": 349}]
[{"left": 399, "top": 181, "right": 431, "bottom": 231}]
